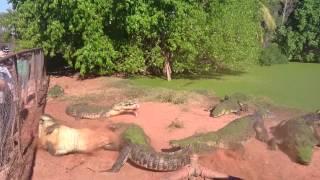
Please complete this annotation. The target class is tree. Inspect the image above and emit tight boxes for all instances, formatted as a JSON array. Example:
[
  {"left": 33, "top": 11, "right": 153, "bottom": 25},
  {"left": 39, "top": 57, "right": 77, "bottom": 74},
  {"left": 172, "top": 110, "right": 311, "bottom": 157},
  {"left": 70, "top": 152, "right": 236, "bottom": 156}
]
[
  {"left": 9, "top": 0, "right": 263, "bottom": 80},
  {"left": 279, "top": 0, "right": 320, "bottom": 62},
  {"left": 205, "top": 0, "right": 262, "bottom": 70},
  {"left": 280, "top": 0, "right": 297, "bottom": 25},
  {"left": 0, "top": 11, "right": 15, "bottom": 43}
]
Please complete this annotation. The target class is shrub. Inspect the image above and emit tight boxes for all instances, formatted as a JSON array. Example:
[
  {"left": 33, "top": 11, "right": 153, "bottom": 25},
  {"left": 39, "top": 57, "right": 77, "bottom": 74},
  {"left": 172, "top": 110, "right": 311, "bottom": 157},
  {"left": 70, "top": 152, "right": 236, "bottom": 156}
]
[{"left": 259, "top": 43, "right": 288, "bottom": 66}]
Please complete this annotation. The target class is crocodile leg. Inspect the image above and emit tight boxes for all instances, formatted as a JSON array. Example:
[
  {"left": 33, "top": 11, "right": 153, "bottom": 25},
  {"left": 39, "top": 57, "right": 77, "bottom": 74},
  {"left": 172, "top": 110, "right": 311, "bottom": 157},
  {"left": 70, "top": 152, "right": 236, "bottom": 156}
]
[
  {"left": 103, "top": 145, "right": 132, "bottom": 172},
  {"left": 236, "top": 101, "right": 248, "bottom": 115},
  {"left": 240, "top": 103, "right": 249, "bottom": 112},
  {"left": 253, "top": 118, "right": 269, "bottom": 143},
  {"left": 74, "top": 115, "right": 80, "bottom": 121}
]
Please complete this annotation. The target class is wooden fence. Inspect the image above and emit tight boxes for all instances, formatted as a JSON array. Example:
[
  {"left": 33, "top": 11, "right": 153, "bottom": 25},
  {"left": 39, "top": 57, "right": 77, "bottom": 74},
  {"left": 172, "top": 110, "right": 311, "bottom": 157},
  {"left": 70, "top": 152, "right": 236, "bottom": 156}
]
[{"left": 0, "top": 48, "right": 49, "bottom": 180}]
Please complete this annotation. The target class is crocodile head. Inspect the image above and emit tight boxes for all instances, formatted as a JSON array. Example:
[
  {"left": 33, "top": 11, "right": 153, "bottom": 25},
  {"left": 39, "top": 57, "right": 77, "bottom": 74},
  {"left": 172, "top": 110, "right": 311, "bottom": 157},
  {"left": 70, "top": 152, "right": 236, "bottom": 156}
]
[
  {"left": 210, "top": 93, "right": 251, "bottom": 118},
  {"left": 210, "top": 99, "right": 241, "bottom": 118},
  {"left": 107, "top": 100, "right": 140, "bottom": 117},
  {"left": 210, "top": 105, "right": 227, "bottom": 118}
]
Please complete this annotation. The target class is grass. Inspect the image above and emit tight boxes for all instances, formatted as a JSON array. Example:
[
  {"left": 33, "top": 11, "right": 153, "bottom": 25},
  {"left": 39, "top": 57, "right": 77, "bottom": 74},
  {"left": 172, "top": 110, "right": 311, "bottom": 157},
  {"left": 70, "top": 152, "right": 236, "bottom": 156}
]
[{"left": 130, "top": 63, "right": 320, "bottom": 111}]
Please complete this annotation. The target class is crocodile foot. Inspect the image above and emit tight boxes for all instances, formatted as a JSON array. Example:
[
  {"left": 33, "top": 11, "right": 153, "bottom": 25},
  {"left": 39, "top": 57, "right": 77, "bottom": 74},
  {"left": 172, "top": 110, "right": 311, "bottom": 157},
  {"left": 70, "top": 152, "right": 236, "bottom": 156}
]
[{"left": 164, "top": 154, "right": 243, "bottom": 180}]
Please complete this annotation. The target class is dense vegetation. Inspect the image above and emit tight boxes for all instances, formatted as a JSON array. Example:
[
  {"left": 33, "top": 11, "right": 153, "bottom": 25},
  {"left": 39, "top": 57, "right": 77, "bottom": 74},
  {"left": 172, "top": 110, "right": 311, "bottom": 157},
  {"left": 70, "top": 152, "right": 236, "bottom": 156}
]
[
  {"left": 0, "top": 0, "right": 319, "bottom": 80},
  {"left": 279, "top": 0, "right": 320, "bottom": 62},
  {"left": 3, "top": 0, "right": 263, "bottom": 80}
]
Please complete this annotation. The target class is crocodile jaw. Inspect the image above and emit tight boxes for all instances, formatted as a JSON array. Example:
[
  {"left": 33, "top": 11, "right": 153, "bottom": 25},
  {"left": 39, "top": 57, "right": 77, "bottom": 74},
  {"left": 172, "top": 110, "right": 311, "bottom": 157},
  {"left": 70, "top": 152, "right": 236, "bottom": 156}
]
[
  {"left": 106, "top": 103, "right": 140, "bottom": 117},
  {"left": 211, "top": 109, "right": 227, "bottom": 118}
]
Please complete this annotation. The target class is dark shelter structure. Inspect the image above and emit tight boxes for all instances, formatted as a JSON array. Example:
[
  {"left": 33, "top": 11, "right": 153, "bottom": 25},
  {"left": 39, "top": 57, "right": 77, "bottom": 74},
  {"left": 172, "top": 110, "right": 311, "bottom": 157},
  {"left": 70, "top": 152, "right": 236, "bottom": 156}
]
[{"left": 0, "top": 48, "right": 49, "bottom": 180}]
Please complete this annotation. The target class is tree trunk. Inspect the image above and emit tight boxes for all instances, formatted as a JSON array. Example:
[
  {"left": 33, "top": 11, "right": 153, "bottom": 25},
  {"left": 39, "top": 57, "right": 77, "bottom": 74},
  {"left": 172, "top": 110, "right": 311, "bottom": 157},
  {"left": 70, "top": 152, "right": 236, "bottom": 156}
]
[
  {"left": 164, "top": 60, "right": 172, "bottom": 81},
  {"left": 163, "top": 53, "right": 172, "bottom": 81},
  {"left": 282, "top": 0, "right": 288, "bottom": 25}
]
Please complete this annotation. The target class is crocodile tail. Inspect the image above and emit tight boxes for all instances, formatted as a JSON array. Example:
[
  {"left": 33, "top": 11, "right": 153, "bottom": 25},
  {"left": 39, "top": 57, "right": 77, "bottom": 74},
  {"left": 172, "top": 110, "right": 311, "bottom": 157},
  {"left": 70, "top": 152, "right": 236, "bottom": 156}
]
[
  {"left": 65, "top": 105, "right": 78, "bottom": 118},
  {"left": 129, "top": 144, "right": 191, "bottom": 172}
]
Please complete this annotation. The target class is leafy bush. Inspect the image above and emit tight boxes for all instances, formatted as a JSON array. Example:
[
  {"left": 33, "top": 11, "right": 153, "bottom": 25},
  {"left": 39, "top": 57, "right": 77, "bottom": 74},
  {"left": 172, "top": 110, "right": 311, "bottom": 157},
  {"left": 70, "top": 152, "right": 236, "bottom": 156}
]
[
  {"left": 10, "top": 0, "right": 263, "bottom": 80},
  {"left": 278, "top": 0, "right": 320, "bottom": 62},
  {"left": 259, "top": 43, "right": 288, "bottom": 66}
]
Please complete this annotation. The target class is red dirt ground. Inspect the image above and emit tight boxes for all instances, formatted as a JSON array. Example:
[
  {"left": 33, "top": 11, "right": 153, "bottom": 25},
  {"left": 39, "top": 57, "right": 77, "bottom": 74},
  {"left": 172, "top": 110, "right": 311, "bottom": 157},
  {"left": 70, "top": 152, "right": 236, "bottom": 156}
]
[{"left": 32, "top": 76, "right": 320, "bottom": 180}]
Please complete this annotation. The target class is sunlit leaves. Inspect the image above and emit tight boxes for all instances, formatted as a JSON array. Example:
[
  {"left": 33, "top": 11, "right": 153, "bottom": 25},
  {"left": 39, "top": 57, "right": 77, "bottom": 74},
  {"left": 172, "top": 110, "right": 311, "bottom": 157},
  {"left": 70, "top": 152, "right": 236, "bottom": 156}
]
[
  {"left": 280, "top": 0, "right": 320, "bottom": 62},
  {"left": 11, "top": 0, "right": 263, "bottom": 76}
]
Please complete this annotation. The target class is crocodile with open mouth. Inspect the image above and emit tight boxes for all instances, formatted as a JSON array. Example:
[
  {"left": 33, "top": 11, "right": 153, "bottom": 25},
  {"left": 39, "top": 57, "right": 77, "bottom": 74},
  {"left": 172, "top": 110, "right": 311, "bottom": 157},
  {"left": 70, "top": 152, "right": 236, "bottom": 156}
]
[
  {"left": 210, "top": 93, "right": 249, "bottom": 118},
  {"left": 65, "top": 100, "right": 140, "bottom": 119}
]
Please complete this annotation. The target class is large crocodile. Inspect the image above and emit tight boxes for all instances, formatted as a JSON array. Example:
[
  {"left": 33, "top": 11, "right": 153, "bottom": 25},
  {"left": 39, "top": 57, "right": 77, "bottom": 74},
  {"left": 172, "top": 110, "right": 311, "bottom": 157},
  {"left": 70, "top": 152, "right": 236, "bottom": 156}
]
[
  {"left": 210, "top": 93, "right": 249, "bottom": 118},
  {"left": 105, "top": 123, "right": 242, "bottom": 179},
  {"left": 65, "top": 100, "right": 139, "bottom": 119},
  {"left": 104, "top": 124, "right": 191, "bottom": 172},
  {"left": 268, "top": 110, "right": 320, "bottom": 165},
  {"left": 170, "top": 112, "right": 269, "bottom": 152}
]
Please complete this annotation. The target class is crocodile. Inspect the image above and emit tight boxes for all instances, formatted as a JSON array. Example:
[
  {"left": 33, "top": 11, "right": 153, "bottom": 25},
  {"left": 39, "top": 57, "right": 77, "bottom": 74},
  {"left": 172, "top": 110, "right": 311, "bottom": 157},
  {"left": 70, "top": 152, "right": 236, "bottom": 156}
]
[
  {"left": 65, "top": 100, "right": 140, "bottom": 119},
  {"left": 38, "top": 114, "right": 116, "bottom": 155},
  {"left": 170, "top": 112, "right": 269, "bottom": 153},
  {"left": 104, "top": 123, "right": 191, "bottom": 172},
  {"left": 105, "top": 123, "right": 242, "bottom": 179},
  {"left": 268, "top": 110, "right": 320, "bottom": 165},
  {"left": 210, "top": 93, "right": 249, "bottom": 118}
]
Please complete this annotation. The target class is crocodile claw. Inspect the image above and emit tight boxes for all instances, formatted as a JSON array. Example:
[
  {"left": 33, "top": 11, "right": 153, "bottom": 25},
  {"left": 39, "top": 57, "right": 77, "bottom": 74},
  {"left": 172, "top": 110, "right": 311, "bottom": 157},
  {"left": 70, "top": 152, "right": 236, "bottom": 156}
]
[{"left": 164, "top": 154, "right": 243, "bottom": 180}]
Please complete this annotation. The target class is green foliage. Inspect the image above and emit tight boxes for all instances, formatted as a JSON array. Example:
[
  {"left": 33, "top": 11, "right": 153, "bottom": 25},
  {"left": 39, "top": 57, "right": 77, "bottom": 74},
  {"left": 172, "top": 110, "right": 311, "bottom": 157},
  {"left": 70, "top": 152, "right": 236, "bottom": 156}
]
[
  {"left": 204, "top": 0, "right": 262, "bottom": 70},
  {"left": 11, "top": 0, "right": 263, "bottom": 78},
  {"left": 261, "top": 0, "right": 286, "bottom": 26},
  {"left": 0, "top": 11, "right": 16, "bottom": 43},
  {"left": 279, "top": 0, "right": 320, "bottom": 62},
  {"left": 260, "top": 2, "right": 276, "bottom": 31},
  {"left": 259, "top": 43, "right": 288, "bottom": 65}
]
